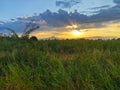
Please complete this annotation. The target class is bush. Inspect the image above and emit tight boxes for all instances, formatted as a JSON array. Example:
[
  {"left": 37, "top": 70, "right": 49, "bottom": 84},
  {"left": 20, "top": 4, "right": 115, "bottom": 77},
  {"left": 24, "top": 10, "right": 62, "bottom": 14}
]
[{"left": 30, "top": 36, "right": 38, "bottom": 41}]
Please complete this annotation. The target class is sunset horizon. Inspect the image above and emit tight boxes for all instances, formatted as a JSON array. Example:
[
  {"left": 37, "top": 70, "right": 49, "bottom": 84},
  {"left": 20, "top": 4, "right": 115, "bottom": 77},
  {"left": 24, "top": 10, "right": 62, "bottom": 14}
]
[{"left": 0, "top": 0, "right": 120, "bottom": 39}]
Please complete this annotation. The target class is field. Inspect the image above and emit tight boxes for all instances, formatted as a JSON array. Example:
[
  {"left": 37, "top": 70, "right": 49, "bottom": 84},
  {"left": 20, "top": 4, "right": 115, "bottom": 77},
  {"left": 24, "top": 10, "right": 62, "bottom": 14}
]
[{"left": 0, "top": 38, "right": 120, "bottom": 90}]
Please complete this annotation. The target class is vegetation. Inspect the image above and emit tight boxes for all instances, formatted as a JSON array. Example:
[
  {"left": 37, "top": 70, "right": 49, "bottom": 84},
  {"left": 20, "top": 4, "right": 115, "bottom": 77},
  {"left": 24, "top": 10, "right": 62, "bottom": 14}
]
[{"left": 0, "top": 38, "right": 120, "bottom": 90}]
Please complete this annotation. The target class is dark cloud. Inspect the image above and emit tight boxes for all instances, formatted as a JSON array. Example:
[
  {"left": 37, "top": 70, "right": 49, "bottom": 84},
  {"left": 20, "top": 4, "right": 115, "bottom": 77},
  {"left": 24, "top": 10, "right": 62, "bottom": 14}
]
[
  {"left": 40, "top": 9, "right": 70, "bottom": 26},
  {"left": 114, "top": 0, "right": 120, "bottom": 4},
  {"left": 56, "top": 1, "right": 72, "bottom": 8},
  {"left": 90, "top": 5, "right": 120, "bottom": 23},
  {"left": 56, "top": 0, "right": 80, "bottom": 8},
  {"left": 40, "top": 9, "right": 89, "bottom": 27}
]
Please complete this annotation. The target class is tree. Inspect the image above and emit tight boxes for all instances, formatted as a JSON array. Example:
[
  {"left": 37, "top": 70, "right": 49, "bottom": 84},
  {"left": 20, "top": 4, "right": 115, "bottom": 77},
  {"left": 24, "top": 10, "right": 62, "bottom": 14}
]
[{"left": 6, "top": 20, "right": 40, "bottom": 39}]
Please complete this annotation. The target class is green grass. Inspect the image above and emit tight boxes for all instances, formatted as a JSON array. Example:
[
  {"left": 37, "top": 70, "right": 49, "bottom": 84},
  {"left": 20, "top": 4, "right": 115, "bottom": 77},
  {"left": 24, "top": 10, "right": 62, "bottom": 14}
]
[{"left": 0, "top": 38, "right": 120, "bottom": 90}]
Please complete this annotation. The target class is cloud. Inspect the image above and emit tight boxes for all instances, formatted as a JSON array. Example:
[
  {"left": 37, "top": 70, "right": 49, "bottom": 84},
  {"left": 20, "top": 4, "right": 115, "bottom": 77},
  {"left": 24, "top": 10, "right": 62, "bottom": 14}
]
[
  {"left": 56, "top": 1, "right": 72, "bottom": 8},
  {"left": 56, "top": 0, "right": 80, "bottom": 8},
  {"left": 114, "top": 0, "right": 120, "bottom": 4},
  {"left": 40, "top": 9, "right": 71, "bottom": 27},
  {"left": 39, "top": 8, "right": 120, "bottom": 27},
  {"left": 90, "top": 5, "right": 120, "bottom": 23},
  {"left": 90, "top": 5, "right": 110, "bottom": 10},
  {"left": 0, "top": 21, "right": 5, "bottom": 25}
]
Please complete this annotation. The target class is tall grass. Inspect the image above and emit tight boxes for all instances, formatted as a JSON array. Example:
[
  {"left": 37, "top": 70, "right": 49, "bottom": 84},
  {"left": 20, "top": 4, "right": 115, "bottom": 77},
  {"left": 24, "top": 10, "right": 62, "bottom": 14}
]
[{"left": 0, "top": 39, "right": 120, "bottom": 90}]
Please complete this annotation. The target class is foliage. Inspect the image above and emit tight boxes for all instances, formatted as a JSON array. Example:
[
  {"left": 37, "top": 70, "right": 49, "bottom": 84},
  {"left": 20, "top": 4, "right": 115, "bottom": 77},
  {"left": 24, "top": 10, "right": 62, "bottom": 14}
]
[{"left": 0, "top": 39, "right": 120, "bottom": 90}]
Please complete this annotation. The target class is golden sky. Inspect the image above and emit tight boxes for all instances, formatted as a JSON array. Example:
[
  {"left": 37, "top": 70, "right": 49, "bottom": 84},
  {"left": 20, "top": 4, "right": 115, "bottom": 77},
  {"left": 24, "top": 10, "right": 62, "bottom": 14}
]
[
  {"left": 1, "top": 0, "right": 120, "bottom": 40},
  {"left": 31, "top": 21, "right": 120, "bottom": 39}
]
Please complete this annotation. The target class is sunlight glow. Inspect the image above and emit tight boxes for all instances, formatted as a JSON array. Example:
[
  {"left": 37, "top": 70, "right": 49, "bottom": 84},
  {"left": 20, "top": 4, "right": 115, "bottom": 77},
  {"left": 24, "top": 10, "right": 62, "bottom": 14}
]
[
  {"left": 72, "top": 30, "right": 81, "bottom": 36},
  {"left": 71, "top": 24, "right": 83, "bottom": 37},
  {"left": 72, "top": 25, "right": 78, "bottom": 29}
]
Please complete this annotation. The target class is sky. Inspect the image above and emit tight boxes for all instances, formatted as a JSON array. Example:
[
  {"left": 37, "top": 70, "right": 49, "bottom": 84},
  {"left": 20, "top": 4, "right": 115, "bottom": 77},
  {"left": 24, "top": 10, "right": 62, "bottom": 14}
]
[{"left": 0, "top": 0, "right": 120, "bottom": 39}]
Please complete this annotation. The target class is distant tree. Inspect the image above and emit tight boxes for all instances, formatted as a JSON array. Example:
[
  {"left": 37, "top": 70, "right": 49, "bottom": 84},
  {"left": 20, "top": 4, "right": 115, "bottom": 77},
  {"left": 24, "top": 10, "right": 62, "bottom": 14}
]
[
  {"left": 112, "top": 38, "right": 116, "bottom": 40},
  {"left": 117, "top": 38, "right": 120, "bottom": 40},
  {"left": 30, "top": 36, "right": 38, "bottom": 41}
]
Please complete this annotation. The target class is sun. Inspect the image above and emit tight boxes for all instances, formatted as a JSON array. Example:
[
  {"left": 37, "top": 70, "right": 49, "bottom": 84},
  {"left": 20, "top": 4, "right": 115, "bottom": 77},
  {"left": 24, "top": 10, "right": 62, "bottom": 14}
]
[{"left": 72, "top": 30, "right": 81, "bottom": 36}]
